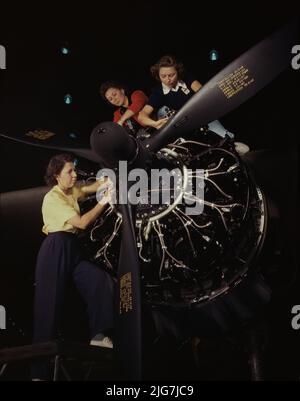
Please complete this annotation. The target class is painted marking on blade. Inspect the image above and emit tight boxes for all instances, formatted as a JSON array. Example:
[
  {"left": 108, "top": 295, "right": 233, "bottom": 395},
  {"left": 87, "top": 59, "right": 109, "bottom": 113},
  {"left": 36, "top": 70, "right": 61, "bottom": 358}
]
[
  {"left": 218, "top": 65, "right": 255, "bottom": 99},
  {"left": 120, "top": 272, "right": 133, "bottom": 314},
  {"left": 25, "top": 130, "right": 56, "bottom": 140}
]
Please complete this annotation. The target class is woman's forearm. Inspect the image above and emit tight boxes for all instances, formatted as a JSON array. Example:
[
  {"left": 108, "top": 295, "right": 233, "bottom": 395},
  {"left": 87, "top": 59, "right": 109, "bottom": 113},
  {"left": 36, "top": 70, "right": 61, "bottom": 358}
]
[
  {"left": 68, "top": 201, "right": 107, "bottom": 230},
  {"left": 117, "top": 109, "right": 135, "bottom": 125},
  {"left": 79, "top": 202, "right": 107, "bottom": 229},
  {"left": 81, "top": 177, "right": 107, "bottom": 195},
  {"left": 138, "top": 110, "right": 158, "bottom": 128}
]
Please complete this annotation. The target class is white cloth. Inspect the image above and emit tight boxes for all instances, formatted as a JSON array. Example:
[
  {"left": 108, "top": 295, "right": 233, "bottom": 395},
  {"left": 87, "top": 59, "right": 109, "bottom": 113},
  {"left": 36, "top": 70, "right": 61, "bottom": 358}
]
[
  {"left": 162, "top": 80, "right": 191, "bottom": 95},
  {"left": 208, "top": 120, "right": 234, "bottom": 139}
]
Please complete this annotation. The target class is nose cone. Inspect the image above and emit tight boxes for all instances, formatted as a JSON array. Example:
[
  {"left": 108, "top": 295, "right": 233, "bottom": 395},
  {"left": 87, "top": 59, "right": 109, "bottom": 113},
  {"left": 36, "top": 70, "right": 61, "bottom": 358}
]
[{"left": 90, "top": 121, "right": 137, "bottom": 168}]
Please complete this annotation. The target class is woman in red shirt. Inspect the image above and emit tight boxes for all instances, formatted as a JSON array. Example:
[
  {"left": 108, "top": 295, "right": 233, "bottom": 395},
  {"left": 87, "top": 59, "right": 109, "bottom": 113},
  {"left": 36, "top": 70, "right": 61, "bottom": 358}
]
[{"left": 99, "top": 81, "right": 149, "bottom": 137}]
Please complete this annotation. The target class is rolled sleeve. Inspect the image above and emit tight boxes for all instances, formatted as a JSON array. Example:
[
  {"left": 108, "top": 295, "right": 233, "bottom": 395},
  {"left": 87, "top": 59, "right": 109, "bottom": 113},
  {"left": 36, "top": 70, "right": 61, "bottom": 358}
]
[
  {"left": 127, "top": 90, "right": 148, "bottom": 114},
  {"left": 42, "top": 192, "right": 79, "bottom": 234}
]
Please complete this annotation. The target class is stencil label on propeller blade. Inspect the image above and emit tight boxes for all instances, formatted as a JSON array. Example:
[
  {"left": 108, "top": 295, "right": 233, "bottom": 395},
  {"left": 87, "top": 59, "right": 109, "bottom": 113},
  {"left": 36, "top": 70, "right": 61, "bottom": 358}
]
[
  {"left": 0, "top": 45, "right": 6, "bottom": 69},
  {"left": 120, "top": 272, "right": 133, "bottom": 314},
  {"left": 174, "top": 115, "right": 188, "bottom": 128},
  {"left": 26, "top": 130, "right": 56, "bottom": 140},
  {"left": 0, "top": 305, "right": 6, "bottom": 330},
  {"left": 218, "top": 65, "right": 255, "bottom": 99}
]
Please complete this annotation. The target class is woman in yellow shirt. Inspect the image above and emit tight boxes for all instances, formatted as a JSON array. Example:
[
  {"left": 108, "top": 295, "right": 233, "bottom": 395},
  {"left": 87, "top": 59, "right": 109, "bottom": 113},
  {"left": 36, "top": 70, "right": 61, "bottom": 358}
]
[{"left": 32, "top": 153, "right": 114, "bottom": 380}]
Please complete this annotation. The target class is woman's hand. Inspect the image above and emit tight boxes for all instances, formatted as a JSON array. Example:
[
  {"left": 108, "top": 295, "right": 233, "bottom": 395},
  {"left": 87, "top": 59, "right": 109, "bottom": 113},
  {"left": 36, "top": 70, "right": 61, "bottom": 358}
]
[
  {"left": 81, "top": 176, "right": 108, "bottom": 195},
  {"left": 154, "top": 117, "right": 168, "bottom": 129},
  {"left": 100, "top": 187, "right": 114, "bottom": 205},
  {"left": 96, "top": 178, "right": 115, "bottom": 205}
]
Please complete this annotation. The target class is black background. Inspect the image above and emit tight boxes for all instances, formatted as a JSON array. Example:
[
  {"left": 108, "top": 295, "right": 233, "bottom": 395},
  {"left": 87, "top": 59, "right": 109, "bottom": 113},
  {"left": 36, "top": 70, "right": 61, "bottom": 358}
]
[
  {"left": 0, "top": 2, "right": 298, "bottom": 190},
  {"left": 0, "top": 1, "right": 299, "bottom": 380}
]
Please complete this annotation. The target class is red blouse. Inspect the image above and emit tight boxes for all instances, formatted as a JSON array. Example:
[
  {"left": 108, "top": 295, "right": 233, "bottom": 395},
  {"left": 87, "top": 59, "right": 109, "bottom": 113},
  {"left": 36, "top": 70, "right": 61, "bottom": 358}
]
[{"left": 113, "top": 90, "right": 148, "bottom": 127}]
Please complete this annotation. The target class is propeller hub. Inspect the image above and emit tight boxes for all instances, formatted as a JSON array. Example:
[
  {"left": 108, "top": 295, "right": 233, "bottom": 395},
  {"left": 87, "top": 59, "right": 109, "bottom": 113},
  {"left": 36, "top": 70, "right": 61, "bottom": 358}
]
[{"left": 90, "top": 122, "right": 137, "bottom": 168}]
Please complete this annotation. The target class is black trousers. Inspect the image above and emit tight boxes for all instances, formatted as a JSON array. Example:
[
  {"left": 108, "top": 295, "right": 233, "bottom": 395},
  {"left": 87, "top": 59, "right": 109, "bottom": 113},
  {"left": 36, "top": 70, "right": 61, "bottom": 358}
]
[{"left": 32, "top": 232, "right": 114, "bottom": 378}]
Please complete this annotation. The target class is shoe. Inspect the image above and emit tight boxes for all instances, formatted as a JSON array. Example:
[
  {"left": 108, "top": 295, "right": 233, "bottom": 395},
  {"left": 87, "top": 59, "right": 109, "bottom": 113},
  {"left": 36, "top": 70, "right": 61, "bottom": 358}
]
[
  {"left": 90, "top": 334, "right": 113, "bottom": 349},
  {"left": 234, "top": 141, "right": 250, "bottom": 155}
]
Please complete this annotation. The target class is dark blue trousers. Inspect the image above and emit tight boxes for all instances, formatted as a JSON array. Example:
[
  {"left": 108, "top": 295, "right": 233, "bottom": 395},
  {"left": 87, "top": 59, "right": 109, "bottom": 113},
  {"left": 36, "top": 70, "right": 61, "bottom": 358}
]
[{"left": 32, "top": 232, "right": 114, "bottom": 379}]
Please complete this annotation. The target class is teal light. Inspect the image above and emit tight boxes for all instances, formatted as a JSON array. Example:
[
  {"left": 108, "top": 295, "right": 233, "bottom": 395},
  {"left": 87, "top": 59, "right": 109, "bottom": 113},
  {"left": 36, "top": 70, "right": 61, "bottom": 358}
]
[
  {"left": 64, "top": 94, "right": 72, "bottom": 105},
  {"left": 209, "top": 49, "right": 219, "bottom": 61},
  {"left": 60, "top": 44, "right": 70, "bottom": 55},
  {"left": 69, "top": 132, "right": 77, "bottom": 139}
]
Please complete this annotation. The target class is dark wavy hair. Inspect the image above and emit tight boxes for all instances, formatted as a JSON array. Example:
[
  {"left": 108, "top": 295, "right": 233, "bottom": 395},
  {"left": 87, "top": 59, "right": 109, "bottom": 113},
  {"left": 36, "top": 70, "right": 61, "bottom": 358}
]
[
  {"left": 150, "top": 54, "right": 184, "bottom": 81},
  {"left": 99, "top": 81, "right": 125, "bottom": 101},
  {"left": 44, "top": 153, "right": 75, "bottom": 186}
]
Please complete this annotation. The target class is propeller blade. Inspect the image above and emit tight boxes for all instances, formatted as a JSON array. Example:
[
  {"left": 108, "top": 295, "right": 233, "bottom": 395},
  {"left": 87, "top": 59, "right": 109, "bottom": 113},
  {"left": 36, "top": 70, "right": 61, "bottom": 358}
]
[
  {"left": 90, "top": 122, "right": 149, "bottom": 379},
  {"left": 0, "top": 132, "right": 102, "bottom": 163},
  {"left": 147, "top": 19, "right": 299, "bottom": 152},
  {"left": 115, "top": 203, "right": 142, "bottom": 380},
  {"left": 0, "top": 186, "right": 48, "bottom": 233}
]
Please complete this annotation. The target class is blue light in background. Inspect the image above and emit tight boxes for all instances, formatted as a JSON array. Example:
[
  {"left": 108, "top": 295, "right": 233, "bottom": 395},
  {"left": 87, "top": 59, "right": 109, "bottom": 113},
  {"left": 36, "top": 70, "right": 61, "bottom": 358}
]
[
  {"left": 209, "top": 49, "right": 219, "bottom": 61},
  {"left": 64, "top": 94, "right": 73, "bottom": 104},
  {"left": 60, "top": 44, "right": 70, "bottom": 55}
]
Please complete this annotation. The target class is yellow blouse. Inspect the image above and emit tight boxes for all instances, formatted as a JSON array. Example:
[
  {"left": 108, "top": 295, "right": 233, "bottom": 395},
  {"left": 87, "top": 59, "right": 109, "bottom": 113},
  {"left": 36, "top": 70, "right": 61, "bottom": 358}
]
[{"left": 42, "top": 185, "right": 84, "bottom": 235}]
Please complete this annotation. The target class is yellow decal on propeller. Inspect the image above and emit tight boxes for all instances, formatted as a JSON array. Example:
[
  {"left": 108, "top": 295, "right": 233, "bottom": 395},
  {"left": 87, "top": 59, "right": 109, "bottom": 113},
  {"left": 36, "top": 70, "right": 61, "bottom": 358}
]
[
  {"left": 218, "top": 65, "right": 255, "bottom": 99},
  {"left": 120, "top": 272, "right": 133, "bottom": 314},
  {"left": 26, "top": 130, "right": 56, "bottom": 140}
]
